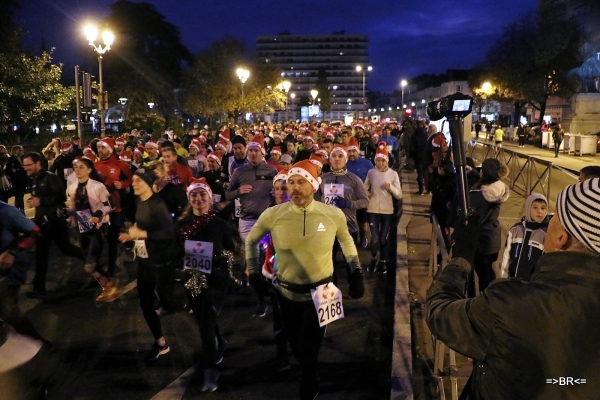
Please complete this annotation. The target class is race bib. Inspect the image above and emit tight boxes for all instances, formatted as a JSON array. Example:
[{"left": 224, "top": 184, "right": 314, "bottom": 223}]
[
  {"left": 386, "top": 145, "right": 393, "bottom": 153},
  {"left": 76, "top": 209, "right": 94, "bottom": 233},
  {"left": 188, "top": 159, "right": 199, "bottom": 175},
  {"left": 234, "top": 198, "right": 241, "bottom": 217},
  {"left": 311, "top": 283, "right": 344, "bottom": 327},
  {"left": 183, "top": 240, "right": 214, "bottom": 274},
  {"left": 213, "top": 194, "right": 221, "bottom": 203},
  {"left": 324, "top": 184, "right": 344, "bottom": 206},
  {"left": 134, "top": 239, "right": 149, "bottom": 259},
  {"left": 64, "top": 168, "right": 74, "bottom": 180}
]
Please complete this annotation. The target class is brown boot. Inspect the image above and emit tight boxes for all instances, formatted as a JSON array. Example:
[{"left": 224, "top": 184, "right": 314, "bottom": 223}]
[{"left": 96, "top": 279, "right": 119, "bottom": 302}]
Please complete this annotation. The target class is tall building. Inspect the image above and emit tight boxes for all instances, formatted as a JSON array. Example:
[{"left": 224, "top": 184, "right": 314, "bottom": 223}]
[{"left": 256, "top": 31, "right": 369, "bottom": 121}]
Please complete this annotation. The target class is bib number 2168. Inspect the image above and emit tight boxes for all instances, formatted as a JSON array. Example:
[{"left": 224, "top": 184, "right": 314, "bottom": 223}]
[{"left": 311, "top": 283, "right": 344, "bottom": 327}]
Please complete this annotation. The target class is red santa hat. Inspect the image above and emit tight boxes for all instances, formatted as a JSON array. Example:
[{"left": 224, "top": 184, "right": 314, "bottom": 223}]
[
  {"left": 186, "top": 177, "right": 213, "bottom": 200},
  {"left": 303, "top": 133, "right": 314, "bottom": 142},
  {"left": 120, "top": 149, "right": 132, "bottom": 162},
  {"left": 309, "top": 153, "right": 324, "bottom": 169},
  {"left": 274, "top": 168, "right": 289, "bottom": 184},
  {"left": 270, "top": 146, "right": 282, "bottom": 155},
  {"left": 215, "top": 139, "right": 228, "bottom": 152},
  {"left": 134, "top": 146, "right": 145, "bottom": 154},
  {"left": 375, "top": 142, "right": 389, "bottom": 161},
  {"left": 288, "top": 160, "right": 322, "bottom": 191},
  {"left": 208, "top": 152, "right": 222, "bottom": 166},
  {"left": 83, "top": 153, "right": 97, "bottom": 163},
  {"left": 330, "top": 144, "right": 348, "bottom": 159},
  {"left": 347, "top": 136, "right": 359, "bottom": 152},
  {"left": 315, "top": 149, "right": 328, "bottom": 159},
  {"left": 273, "top": 131, "right": 282, "bottom": 139},
  {"left": 115, "top": 137, "right": 125, "bottom": 146},
  {"left": 247, "top": 133, "right": 266, "bottom": 155},
  {"left": 219, "top": 128, "right": 231, "bottom": 142},
  {"left": 60, "top": 142, "right": 72, "bottom": 153},
  {"left": 146, "top": 140, "right": 159, "bottom": 149},
  {"left": 97, "top": 138, "right": 115, "bottom": 152},
  {"left": 189, "top": 139, "right": 201, "bottom": 150},
  {"left": 83, "top": 146, "right": 95, "bottom": 155}
]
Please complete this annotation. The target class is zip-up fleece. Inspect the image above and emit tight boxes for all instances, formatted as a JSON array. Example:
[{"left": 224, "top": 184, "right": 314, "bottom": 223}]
[
  {"left": 226, "top": 162, "right": 277, "bottom": 219},
  {"left": 245, "top": 199, "right": 360, "bottom": 301},
  {"left": 500, "top": 217, "right": 549, "bottom": 279}
]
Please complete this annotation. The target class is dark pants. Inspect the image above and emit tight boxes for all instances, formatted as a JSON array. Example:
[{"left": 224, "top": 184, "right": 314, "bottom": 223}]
[
  {"left": 33, "top": 220, "right": 85, "bottom": 293},
  {"left": 80, "top": 229, "right": 105, "bottom": 271},
  {"left": 356, "top": 208, "right": 367, "bottom": 243},
  {"left": 554, "top": 141, "right": 562, "bottom": 157},
  {"left": 332, "top": 231, "right": 358, "bottom": 284},
  {"left": 269, "top": 286, "right": 289, "bottom": 359},
  {"left": 277, "top": 292, "right": 326, "bottom": 400},
  {"left": 106, "top": 211, "right": 125, "bottom": 276},
  {"left": 368, "top": 213, "right": 393, "bottom": 261},
  {"left": 415, "top": 162, "right": 425, "bottom": 192},
  {"left": 13, "top": 189, "right": 25, "bottom": 211},
  {"left": 137, "top": 261, "right": 174, "bottom": 340},
  {"left": 468, "top": 251, "right": 498, "bottom": 295},
  {"left": 188, "top": 287, "right": 226, "bottom": 368},
  {"left": 518, "top": 136, "right": 526, "bottom": 146}
]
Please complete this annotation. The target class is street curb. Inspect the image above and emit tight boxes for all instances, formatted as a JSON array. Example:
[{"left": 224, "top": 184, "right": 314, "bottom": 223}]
[{"left": 390, "top": 170, "right": 413, "bottom": 400}]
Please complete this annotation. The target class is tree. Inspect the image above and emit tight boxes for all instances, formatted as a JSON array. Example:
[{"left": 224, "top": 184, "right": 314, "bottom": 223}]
[
  {"left": 100, "top": 0, "right": 194, "bottom": 125},
  {"left": 478, "top": 7, "right": 584, "bottom": 124},
  {"left": 0, "top": 50, "right": 74, "bottom": 140},
  {"left": 183, "top": 37, "right": 285, "bottom": 121}
]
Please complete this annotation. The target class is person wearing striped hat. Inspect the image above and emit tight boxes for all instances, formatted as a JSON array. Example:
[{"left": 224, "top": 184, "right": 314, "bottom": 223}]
[
  {"left": 245, "top": 159, "right": 364, "bottom": 400},
  {"left": 426, "top": 178, "right": 600, "bottom": 400}
]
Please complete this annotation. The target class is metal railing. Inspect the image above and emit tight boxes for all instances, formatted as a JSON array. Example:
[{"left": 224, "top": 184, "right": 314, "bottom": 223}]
[
  {"left": 466, "top": 140, "right": 578, "bottom": 210},
  {"left": 429, "top": 213, "right": 458, "bottom": 400}
]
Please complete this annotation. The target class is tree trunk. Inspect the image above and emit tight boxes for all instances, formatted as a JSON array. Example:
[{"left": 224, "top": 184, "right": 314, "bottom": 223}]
[
  {"left": 513, "top": 101, "right": 524, "bottom": 127},
  {"left": 537, "top": 97, "right": 548, "bottom": 125}
]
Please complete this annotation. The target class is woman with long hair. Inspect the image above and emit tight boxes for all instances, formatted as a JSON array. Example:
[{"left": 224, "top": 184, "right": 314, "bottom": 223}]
[
  {"left": 174, "top": 178, "right": 237, "bottom": 392},
  {"left": 66, "top": 157, "right": 116, "bottom": 301}
]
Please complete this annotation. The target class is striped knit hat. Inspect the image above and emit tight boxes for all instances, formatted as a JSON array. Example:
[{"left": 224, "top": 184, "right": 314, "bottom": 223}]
[{"left": 556, "top": 177, "right": 600, "bottom": 254}]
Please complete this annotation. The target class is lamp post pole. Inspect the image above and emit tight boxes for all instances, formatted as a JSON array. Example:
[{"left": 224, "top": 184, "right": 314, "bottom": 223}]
[
  {"left": 310, "top": 89, "right": 318, "bottom": 122},
  {"left": 400, "top": 79, "right": 408, "bottom": 114},
  {"left": 85, "top": 25, "right": 113, "bottom": 138},
  {"left": 282, "top": 81, "right": 291, "bottom": 121},
  {"left": 356, "top": 66, "right": 372, "bottom": 118},
  {"left": 236, "top": 67, "right": 250, "bottom": 124},
  {"left": 290, "top": 93, "right": 296, "bottom": 121}
]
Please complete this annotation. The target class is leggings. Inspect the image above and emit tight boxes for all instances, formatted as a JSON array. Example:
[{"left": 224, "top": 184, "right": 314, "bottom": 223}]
[
  {"left": 137, "top": 261, "right": 174, "bottom": 340},
  {"left": 188, "top": 287, "right": 226, "bottom": 368},
  {"left": 368, "top": 213, "right": 393, "bottom": 260}
]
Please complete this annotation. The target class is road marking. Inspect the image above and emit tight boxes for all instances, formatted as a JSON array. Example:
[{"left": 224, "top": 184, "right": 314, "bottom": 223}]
[{"left": 150, "top": 362, "right": 199, "bottom": 400}]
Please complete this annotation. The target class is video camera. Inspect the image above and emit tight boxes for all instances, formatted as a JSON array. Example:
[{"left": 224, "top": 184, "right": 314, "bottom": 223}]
[
  {"left": 427, "top": 92, "right": 474, "bottom": 223},
  {"left": 427, "top": 92, "right": 473, "bottom": 121}
]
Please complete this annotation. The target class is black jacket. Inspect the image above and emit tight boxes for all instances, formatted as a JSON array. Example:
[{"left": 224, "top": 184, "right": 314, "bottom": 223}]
[
  {"left": 30, "top": 170, "right": 66, "bottom": 225},
  {"left": 427, "top": 252, "right": 600, "bottom": 399},
  {"left": 5, "top": 156, "right": 27, "bottom": 191},
  {"left": 469, "top": 181, "right": 510, "bottom": 254}
]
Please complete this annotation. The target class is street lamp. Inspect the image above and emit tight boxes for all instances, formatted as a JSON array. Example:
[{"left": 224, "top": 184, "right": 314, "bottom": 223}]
[
  {"left": 85, "top": 24, "right": 114, "bottom": 137},
  {"left": 236, "top": 67, "right": 250, "bottom": 123},
  {"left": 282, "top": 80, "right": 291, "bottom": 121},
  {"left": 400, "top": 79, "right": 408, "bottom": 114},
  {"left": 356, "top": 65, "right": 373, "bottom": 115},
  {"left": 310, "top": 89, "right": 318, "bottom": 121}
]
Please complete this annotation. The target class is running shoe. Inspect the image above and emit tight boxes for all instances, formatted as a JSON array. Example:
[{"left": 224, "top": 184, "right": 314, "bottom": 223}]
[
  {"left": 253, "top": 302, "right": 268, "bottom": 317},
  {"left": 146, "top": 342, "right": 170, "bottom": 362},
  {"left": 202, "top": 368, "right": 219, "bottom": 392}
]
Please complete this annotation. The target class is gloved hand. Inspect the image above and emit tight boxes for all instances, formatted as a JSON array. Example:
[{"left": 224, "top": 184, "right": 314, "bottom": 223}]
[
  {"left": 334, "top": 197, "right": 352, "bottom": 209},
  {"left": 249, "top": 273, "right": 268, "bottom": 296},
  {"left": 348, "top": 268, "right": 365, "bottom": 299},
  {"left": 451, "top": 214, "right": 480, "bottom": 266}
]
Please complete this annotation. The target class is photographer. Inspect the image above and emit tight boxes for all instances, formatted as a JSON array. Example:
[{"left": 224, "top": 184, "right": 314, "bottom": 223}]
[{"left": 426, "top": 178, "right": 600, "bottom": 399}]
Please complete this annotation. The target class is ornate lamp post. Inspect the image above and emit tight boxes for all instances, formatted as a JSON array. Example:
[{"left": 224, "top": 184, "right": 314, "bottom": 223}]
[
  {"left": 236, "top": 67, "right": 250, "bottom": 123},
  {"left": 356, "top": 65, "right": 372, "bottom": 116},
  {"left": 85, "top": 25, "right": 114, "bottom": 137},
  {"left": 310, "top": 89, "right": 318, "bottom": 122},
  {"left": 282, "top": 80, "right": 291, "bottom": 121}
]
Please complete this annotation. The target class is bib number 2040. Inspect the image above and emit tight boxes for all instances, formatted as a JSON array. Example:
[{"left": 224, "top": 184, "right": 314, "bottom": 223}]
[{"left": 184, "top": 256, "right": 211, "bottom": 273}]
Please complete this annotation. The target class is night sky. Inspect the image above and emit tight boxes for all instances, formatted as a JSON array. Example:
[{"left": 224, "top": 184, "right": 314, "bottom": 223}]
[{"left": 16, "top": 0, "right": 537, "bottom": 92}]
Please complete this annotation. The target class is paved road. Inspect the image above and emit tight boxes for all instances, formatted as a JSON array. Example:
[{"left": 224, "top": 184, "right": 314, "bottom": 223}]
[{"left": 17, "top": 225, "right": 397, "bottom": 400}]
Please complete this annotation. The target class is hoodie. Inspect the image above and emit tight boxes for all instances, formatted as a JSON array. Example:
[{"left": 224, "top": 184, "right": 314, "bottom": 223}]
[
  {"left": 469, "top": 180, "right": 510, "bottom": 254},
  {"left": 500, "top": 194, "right": 550, "bottom": 280}
]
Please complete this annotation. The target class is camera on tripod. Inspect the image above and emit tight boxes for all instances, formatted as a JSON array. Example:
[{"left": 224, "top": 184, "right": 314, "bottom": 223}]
[{"left": 427, "top": 92, "right": 473, "bottom": 121}]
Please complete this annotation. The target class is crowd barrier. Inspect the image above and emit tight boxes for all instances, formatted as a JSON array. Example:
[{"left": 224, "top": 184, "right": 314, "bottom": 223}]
[
  {"left": 429, "top": 213, "right": 458, "bottom": 400},
  {"left": 466, "top": 140, "right": 579, "bottom": 210}
]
